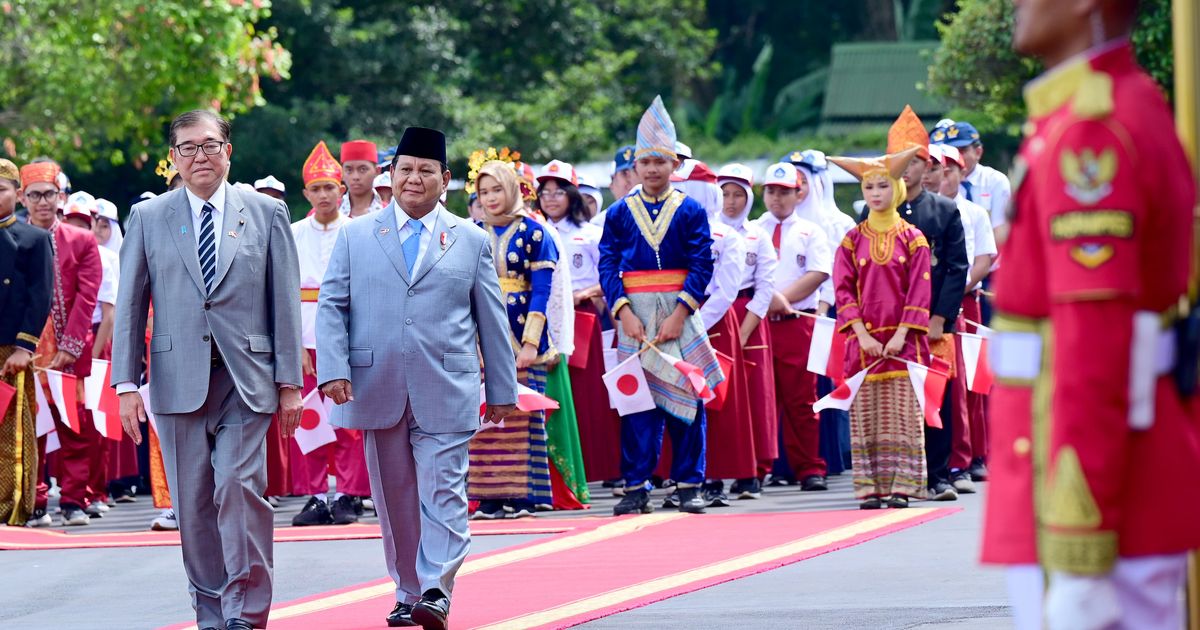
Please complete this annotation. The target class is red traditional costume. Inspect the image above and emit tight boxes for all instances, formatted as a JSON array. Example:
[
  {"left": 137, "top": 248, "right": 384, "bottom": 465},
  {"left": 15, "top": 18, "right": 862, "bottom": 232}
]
[
  {"left": 982, "top": 40, "right": 1200, "bottom": 626},
  {"left": 829, "top": 148, "right": 932, "bottom": 503}
]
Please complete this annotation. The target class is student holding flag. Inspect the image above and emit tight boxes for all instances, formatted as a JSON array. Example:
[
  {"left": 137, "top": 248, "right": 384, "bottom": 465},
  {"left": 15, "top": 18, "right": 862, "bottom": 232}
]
[
  {"left": 828, "top": 146, "right": 931, "bottom": 510},
  {"left": 598, "top": 96, "right": 722, "bottom": 516}
]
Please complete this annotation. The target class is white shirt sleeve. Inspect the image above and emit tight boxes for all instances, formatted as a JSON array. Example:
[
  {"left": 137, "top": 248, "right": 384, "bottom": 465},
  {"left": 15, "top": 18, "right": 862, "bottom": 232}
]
[
  {"left": 986, "top": 167, "right": 1012, "bottom": 229},
  {"left": 806, "top": 227, "right": 834, "bottom": 276},
  {"left": 972, "top": 203, "right": 998, "bottom": 257},
  {"left": 699, "top": 230, "right": 746, "bottom": 331},
  {"left": 747, "top": 229, "right": 777, "bottom": 320}
]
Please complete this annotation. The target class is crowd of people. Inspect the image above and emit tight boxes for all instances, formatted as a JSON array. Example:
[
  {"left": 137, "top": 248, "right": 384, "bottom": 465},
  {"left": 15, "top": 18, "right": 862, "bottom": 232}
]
[{"left": 0, "top": 95, "right": 1013, "bottom": 531}]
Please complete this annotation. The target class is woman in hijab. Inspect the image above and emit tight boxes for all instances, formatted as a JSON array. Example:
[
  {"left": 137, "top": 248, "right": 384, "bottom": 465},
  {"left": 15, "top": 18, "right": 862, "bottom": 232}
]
[{"left": 828, "top": 146, "right": 931, "bottom": 509}]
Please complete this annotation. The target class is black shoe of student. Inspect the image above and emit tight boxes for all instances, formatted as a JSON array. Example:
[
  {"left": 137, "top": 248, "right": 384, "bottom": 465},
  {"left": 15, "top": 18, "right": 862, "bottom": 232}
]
[
  {"left": 331, "top": 495, "right": 360, "bottom": 525},
  {"left": 471, "top": 500, "right": 507, "bottom": 520},
  {"left": 767, "top": 475, "right": 796, "bottom": 487},
  {"left": 411, "top": 589, "right": 450, "bottom": 630},
  {"left": 292, "top": 496, "right": 334, "bottom": 526},
  {"left": 386, "top": 602, "right": 417, "bottom": 627},
  {"left": 887, "top": 495, "right": 910, "bottom": 509},
  {"left": 661, "top": 490, "right": 680, "bottom": 508},
  {"left": 859, "top": 497, "right": 883, "bottom": 510},
  {"left": 601, "top": 478, "right": 621, "bottom": 488},
  {"left": 968, "top": 459, "right": 989, "bottom": 482},
  {"left": 677, "top": 486, "right": 707, "bottom": 514},
  {"left": 730, "top": 478, "right": 763, "bottom": 499},
  {"left": 930, "top": 482, "right": 959, "bottom": 501},
  {"left": 701, "top": 481, "right": 729, "bottom": 507},
  {"left": 800, "top": 475, "right": 828, "bottom": 491},
  {"left": 613, "top": 488, "right": 653, "bottom": 515}
]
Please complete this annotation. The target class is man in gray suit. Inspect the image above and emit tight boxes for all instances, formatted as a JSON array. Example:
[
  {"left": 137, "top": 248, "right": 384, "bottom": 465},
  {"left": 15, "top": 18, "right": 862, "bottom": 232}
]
[
  {"left": 317, "top": 126, "right": 517, "bottom": 630},
  {"left": 112, "top": 110, "right": 303, "bottom": 630}
]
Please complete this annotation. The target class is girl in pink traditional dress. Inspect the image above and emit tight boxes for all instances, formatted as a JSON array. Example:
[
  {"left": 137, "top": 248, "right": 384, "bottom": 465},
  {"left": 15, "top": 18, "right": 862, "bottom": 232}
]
[{"left": 828, "top": 147, "right": 932, "bottom": 509}]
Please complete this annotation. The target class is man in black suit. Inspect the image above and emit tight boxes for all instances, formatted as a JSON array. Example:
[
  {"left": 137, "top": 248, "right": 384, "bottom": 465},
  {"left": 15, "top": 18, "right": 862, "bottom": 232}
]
[{"left": 0, "top": 157, "right": 54, "bottom": 526}]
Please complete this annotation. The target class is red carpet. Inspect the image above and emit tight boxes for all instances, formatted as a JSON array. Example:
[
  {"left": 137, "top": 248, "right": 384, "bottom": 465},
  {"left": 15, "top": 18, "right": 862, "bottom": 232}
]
[
  {"left": 0, "top": 518, "right": 595, "bottom": 550},
  {"left": 166, "top": 508, "right": 953, "bottom": 630}
]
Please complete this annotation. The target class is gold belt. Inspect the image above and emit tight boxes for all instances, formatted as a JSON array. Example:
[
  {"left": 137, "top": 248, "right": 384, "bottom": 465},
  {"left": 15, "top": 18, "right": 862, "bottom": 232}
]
[{"left": 499, "top": 278, "right": 530, "bottom": 293}]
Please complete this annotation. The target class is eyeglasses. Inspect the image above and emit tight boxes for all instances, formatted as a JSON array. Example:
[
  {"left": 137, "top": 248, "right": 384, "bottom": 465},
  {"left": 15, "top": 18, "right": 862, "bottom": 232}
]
[
  {"left": 540, "top": 190, "right": 567, "bottom": 199},
  {"left": 174, "top": 141, "right": 227, "bottom": 158},
  {"left": 23, "top": 190, "right": 60, "bottom": 203}
]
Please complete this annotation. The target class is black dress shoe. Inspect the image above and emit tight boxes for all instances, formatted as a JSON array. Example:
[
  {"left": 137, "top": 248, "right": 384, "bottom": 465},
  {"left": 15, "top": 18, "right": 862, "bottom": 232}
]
[
  {"left": 887, "top": 495, "right": 909, "bottom": 509},
  {"left": 292, "top": 496, "right": 334, "bottom": 526},
  {"left": 800, "top": 475, "right": 828, "bottom": 491},
  {"left": 412, "top": 590, "right": 450, "bottom": 630},
  {"left": 387, "top": 602, "right": 417, "bottom": 627},
  {"left": 613, "top": 488, "right": 653, "bottom": 515},
  {"left": 859, "top": 497, "right": 882, "bottom": 510},
  {"left": 331, "top": 495, "right": 360, "bottom": 525},
  {"left": 225, "top": 619, "right": 254, "bottom": 630}
]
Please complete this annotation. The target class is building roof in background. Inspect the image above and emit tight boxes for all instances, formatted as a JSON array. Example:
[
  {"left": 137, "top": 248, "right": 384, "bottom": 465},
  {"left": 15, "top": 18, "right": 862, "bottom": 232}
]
[{"left": 820, "top": 41, "right": 944, "bottom": 135}]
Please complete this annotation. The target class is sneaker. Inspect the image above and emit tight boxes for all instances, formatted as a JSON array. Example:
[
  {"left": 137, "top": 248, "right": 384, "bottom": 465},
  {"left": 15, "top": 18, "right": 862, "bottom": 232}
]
[
  {"left": 85, "top": 501, "right": 109, "bottom": 517},
  {"left": 656, "top": 477, "right": 676, "bottom": 490},
  {"left": 471, "top": 500, "right": 507, "bottom": 520},
  {"left": 612, "top": 488, "right": 653, "bottom": 516},
  {"left": 661, "top": 490, "right": 681, "bottom": 509},
  {"left": 931, "top": 482, "right": 959, "bottom": 501},
  {"left": 359, "top": 496, "right": 374, "bottom": 513},
  {"left": 508, "top": 500, "right": 536, "bottom": 518},
  {"left": 702, "top": 481, "right": 729, "bottom": 507},
  {"left": 292, "top": 496, "right": 334, "bottom": 526},
  {"left": 150, "top": 508, "right": 178, "bottom": 531},
  {"left": 113, "top": 491, "right": 137, "bottom": 504},
  {"left": 968, "top": 460, "right": 989, "bottom": 482},
  {"left": 104, "top": 496, "right": 116, "bottom": 507},
  {"left": 766, "top": 474, "right": 795, "bottom": 487},
  {"left": 330, "top": 495, "right": 360, "bottom": 525},
  {"left": 601, "top": 478, "right": 621, "bottom": 488},
  {"left": 951, "top": 473, "right": 977, "bottom": 494},
  {"left": 48, "top": 480, "right": 60, "bottom": 499},
  {"left": 731, "top": 478, "right": 763, "bottom": 500},
  {"left": 25, "top": 508, "right": 52, "bottom": 528},
  {"left": 610, "top": 479, "right": 627, "bottom": 497},
  {"left": 800, "top": 475, "right": 829, "bottom": 491},
  {"left": 61, "top": 506, "right": 90, "bottom": 526},
  {"left": 676, "top": 487, "right": 707, "bottom": 514}
]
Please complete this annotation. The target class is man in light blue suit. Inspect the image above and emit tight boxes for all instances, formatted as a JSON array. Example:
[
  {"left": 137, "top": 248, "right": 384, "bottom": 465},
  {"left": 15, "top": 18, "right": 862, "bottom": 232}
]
[{"left": 317, "top": 126, "right": 517, "bottom": 630}]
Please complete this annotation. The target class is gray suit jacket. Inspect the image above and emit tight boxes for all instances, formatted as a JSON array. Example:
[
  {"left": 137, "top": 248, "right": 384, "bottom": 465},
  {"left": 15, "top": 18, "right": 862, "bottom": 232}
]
[
  {"left": 316, "top": 204, "right": 517, "bottom": 433},
  {"left": 111, "top": 183, "right": 303, "bottom": 415}
]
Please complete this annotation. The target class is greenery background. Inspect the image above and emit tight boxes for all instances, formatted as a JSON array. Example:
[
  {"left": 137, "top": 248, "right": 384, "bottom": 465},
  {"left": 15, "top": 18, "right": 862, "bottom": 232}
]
[{"left": 0, "top": 0, "right": 1173, "bottom": 218}]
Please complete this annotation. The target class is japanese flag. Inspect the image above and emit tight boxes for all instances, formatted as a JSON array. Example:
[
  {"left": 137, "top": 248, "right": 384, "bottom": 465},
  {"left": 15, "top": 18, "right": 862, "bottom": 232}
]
[
  {"left": 652, "top": 347, "right": 715, "bottom": 402},
  {"left": 907, "top": 361, "right": 949, "bottom": 429},
  {"left": 84, "top": 359, "right": 123, "bottom": 441},
  {"left": 958, "top": 332, "right": 995, "bottom": 394},
  {"left": 806, "top": 316, "right": 846, "bottom": 382},
  {"left": 813, "top": 367, "right": 869, "bottom": 412},
  {"left": 295, "top": 389, "right": 337, "bottom": 455},
  {"left": 44, "top": 369, "right": 81, "bottom": 433},
  {"left": 602, "top": 354, "right": 657, "bottom": 416},
  {"left": 478, "top": 383, "right": 560, "bottom": 424},
  {"left": 34, "top": 378, "right": 55, "bottom": 437}
]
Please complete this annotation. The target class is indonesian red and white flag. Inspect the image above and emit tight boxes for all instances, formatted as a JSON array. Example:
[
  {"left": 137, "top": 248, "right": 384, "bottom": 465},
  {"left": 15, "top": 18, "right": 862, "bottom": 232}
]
[
  {"left": 295, "top": 389, "right": 337, "bottom": 455},
  {"left": 813, "top": 366, "right": 869, "bottom": 412},
  {"left": 84, "top": 359, "right": 123, "bottom": 441},
  {"left": 652, "top": 346, "right": 715, "bottom": 402},
  {"left": 602, "top": 354, "right": 657, "bottom": 416},
  {"left": 907, "top": 361, "right": 949, "bottom": 429},
  {"left": 44, "top": 369, "right": 81, "bottom": 433},
  {"left": 806, "top": 316, "right": 846, "bottom": 382},
  {"left": 958, "top": 332, "right": 995, "bottom": 394}
]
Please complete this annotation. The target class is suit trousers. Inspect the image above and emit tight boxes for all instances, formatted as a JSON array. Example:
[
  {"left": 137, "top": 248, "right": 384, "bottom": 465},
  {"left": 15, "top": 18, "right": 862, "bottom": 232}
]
[
  {"left": 364, "top": 402, "right": 474, "bottom": 604},
  {"left": 156, "top": 366, "right": 274, "bottom": 629}
]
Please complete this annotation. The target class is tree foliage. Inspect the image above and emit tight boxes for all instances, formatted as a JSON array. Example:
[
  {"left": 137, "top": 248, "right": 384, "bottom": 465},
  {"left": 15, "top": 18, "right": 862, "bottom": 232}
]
[{"left": 0, "top": 0, "right": 290, "bottom": 170}]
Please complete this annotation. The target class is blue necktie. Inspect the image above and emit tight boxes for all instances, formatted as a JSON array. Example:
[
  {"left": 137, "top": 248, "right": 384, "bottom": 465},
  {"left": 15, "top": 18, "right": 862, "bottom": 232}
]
[
  {"left": 198, "top": 202, "right": 217, "bottom": 293},
  {"left": 962, "top": 179, "right": 974, "bottom": 202},
  {"left": 403, "top": 218, "right": 422, "bottom": 276}
]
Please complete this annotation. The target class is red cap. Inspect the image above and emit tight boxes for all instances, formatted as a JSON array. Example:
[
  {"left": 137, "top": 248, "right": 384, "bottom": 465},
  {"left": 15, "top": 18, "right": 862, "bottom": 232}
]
[{"left": 340, "top": 140, "right": 378, "bottom": 165}]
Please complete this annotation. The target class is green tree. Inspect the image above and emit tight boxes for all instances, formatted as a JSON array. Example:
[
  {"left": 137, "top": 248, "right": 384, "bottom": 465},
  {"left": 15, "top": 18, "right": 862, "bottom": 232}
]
[{"left": 0, "top": 0, "right": 290, "bottom": 169}]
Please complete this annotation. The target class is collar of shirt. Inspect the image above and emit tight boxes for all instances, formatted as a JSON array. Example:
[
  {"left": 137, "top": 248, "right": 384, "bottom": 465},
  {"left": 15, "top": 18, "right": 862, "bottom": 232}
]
[
  {"left": 338, "top": 190, "right": 383, "bottom": 215},
  {"left": 759, "top": 211, "right": 796, "bottom": 228},
  {"left": 308, "top": 213, "right": 346, "bottom": 232},
  {"left": 184, "top": 184, "right": 227, "bottom": 221},
  {"left": 638, "top": 188, "right": 673, "bottom": 204},
  {"left": 396, "top": 203, "right": 441, "bottom": 236}
]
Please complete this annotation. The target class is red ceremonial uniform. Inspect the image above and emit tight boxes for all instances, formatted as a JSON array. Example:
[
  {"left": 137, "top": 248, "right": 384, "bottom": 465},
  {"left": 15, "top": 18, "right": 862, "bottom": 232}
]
[{"left": 982, "top": 42, "right": 1200, "bottom": 573}]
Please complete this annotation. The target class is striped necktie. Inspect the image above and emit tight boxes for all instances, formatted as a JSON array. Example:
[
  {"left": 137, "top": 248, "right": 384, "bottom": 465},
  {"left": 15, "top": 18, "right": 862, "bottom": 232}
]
[{"left": 198, "top": 202, "right": 217, "bottom": 293}]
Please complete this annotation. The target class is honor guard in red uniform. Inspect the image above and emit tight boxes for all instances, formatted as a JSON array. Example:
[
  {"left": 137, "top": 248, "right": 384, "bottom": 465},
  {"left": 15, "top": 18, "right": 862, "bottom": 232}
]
[{"left": 984, "top": 2, "right": 1200, "bottom": 627}]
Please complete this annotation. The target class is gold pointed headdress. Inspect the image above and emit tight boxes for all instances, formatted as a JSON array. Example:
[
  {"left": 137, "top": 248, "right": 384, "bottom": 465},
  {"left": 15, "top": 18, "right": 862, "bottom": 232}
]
[
  {"left": 828, "top": 146, "right": 922, "bottom": 183},
  {"left": 886, "top": 105, "right": 929, "bottom": 160}
]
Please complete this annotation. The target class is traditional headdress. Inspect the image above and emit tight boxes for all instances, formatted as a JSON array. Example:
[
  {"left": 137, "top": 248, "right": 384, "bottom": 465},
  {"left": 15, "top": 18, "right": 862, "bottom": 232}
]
[
  {"left": 887, "top": 105, "right": 930, "bottom": 160},
  {"left": 0, "top": 159, "right": 19, "bottom": 183},
  {"left": 829, "top": 146, "right": 922, "bottom": 216},
  {"left": 302, "top": 141, "right": 341, "bottom": 187},
  {"left": 394, "top": 127, "right": 446, "bottom": 166},
  {"left": 20, "top": 162, "right": 61, "bottom": 190},
  {"left": 155, "top": 158, "right": 179, "bottom": 186},
  {"left": 340, "top": 139, "right": 378, "bottom": 165},
  {"left": 635, "top": 95, "right": 677, "bottom": 161},
  {"left": 465, "top": 147, "right": 534, "bottom": 201}
]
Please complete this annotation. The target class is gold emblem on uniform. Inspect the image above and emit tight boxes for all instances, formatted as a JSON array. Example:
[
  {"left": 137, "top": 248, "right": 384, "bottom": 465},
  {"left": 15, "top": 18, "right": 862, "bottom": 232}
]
[
  {"left": 1069, "top": 243, "right": 1115, "bottom": 268},
  {"left": 1060, "top": 147, "right": 1116, "bottom": 205}
]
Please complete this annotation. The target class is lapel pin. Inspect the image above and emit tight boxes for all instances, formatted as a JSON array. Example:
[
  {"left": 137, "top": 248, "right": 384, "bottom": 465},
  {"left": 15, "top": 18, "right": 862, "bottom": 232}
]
[
  {"left": 379, "top": 227, "right": 391, "bottom": 235},
  {"left": 227, "top": 230, "right": 239, "bottom": 239},
  {"left": 440, "top": 231, "right": 447, "bottom": 249},
  {"left": 180, "top": 225, "right": 187, "bottom": 235},
  {"left": 239, "top": 219, "right": 245, "bottom": 226}
]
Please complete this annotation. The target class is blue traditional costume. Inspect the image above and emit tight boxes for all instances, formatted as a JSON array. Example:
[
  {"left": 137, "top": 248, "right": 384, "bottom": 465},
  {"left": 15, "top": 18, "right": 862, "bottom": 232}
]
[{"left": 598, "top": 96, "right": 723, "bottom": 514}]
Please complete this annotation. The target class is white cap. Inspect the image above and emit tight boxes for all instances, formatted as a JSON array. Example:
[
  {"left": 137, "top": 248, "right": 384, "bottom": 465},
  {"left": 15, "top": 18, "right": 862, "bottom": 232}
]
[
  {"left": 674, "top": 141, "right": 693, "bottom": 160},
  {"left": 939, "top": 144, "right": 965, "bottom": 168},
  {"left": 576, "top": 172, "right": 599, "bottom": 192},
  {"left": 537, "top": 160, "right": 577, "bottom": 186},
  {"left": 136, "top": 191, "right": 158, "bottom": 203},
  {"left": 373, "top": 172, "right": 392, "bottom": 189},
  {"left": 94, "top": 198, "right": 119, "bottom": 221},
  {"left": 254, "top": 175, "right": 286, "bottom": 194},
  {"left": 934, "top": 118, "right": 956, "bottom": 129},
  {"left": 927, "top": 144, "right": 944, "bottom": 164},
  {"left": 717, "top": 163, "right": 754, "bottom": 186},
  {"left": 762, "top": 162, "right": 798, "bottom": 189},
  {"left": 56, "top": 171, "right": 71, "bottom": 193},
  {"left": 63, "top": 191, "right": 96, "bottom": 222}
]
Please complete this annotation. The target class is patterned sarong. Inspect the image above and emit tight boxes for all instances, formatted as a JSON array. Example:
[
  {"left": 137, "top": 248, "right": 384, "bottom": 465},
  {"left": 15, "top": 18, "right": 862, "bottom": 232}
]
[
  {"left": 615, "top": 274, "right": 723, "bottom": 423},
  {"left": 468, "top": 366, "right": 552, "bottom": 504},
  {"left": 849, "top": 377, "right": 928, "bottom": 500},
  {"left": 0, "top": 346, "right": 38, "bottom": 525}
]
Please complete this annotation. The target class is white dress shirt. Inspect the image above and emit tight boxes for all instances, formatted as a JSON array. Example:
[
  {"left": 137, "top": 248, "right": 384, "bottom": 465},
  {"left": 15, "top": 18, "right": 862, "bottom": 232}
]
[
  {"left": 293, "top": 213, "right": 349, "bottom": 349},
  {"left": 961, "top": 163, "right": 1012, "bottom": 229},
  {"left": 395, "top": 202, "right": 441, "bottom": 276},
  {"left": 699, "top": 220, "right": 746, "bottom": 331},
  {"left": 733, "top": 222, "right": 778, "bottom": 320},
  {"left": 185, "top": 184, "right": 227, "bottom": 264},
  {"left": 753, "top": 211, "right": 833, "bottom": 311},
  {"left": 91, "top": 246, "right": 120, "bottom": 325},
  {"left": 552, "top": 217, "right": 602, "bottom": 292}
]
